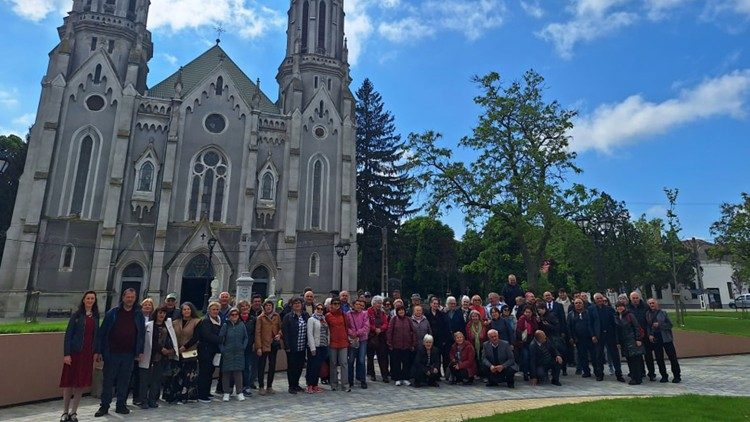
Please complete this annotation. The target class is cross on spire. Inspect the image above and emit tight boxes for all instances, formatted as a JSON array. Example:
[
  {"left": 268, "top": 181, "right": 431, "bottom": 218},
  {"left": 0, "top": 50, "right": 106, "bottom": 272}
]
[{"left": 214, "top": 24, "right": 226, "bottom": 45}]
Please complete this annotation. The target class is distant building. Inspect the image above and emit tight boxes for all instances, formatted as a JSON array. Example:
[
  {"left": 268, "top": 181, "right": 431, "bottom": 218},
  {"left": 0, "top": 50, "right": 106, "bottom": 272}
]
[{"left": 0, "top": 0, "right": 358, "bottom": 317}]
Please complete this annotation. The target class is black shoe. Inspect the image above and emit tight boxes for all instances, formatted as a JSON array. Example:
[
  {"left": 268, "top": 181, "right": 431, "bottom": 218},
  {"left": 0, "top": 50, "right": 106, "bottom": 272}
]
[
  {"left": 321, "top": 379, "right": 330, "bottom": 385},
  {"left": 507, "top": 382, "right": 515, "bottom": 388},
  {"left": 138, "top": 403, "right": 149, "bottom": 410},
  {"left": 449, "top": 379, "right": 457, "bottom": 385},
  {"left": 295, "top": 385, "right": 305, "bottom": 392},
  {"left": 60, "top": 413, "right": 70, "bottom": 422},
  {"left": 115, "top": 406, "right": 130, "bottom": 415},
  {"left": 360, "top": 381, "right": 368, "bottom": 389},
  {"left": 94, "top": 407, "right": 108, "bottom": 418},
  {"left": 617, "top": 376, "right": 626, "bottom": 383},
  {"left": 149, "top": 401, "right": 159, "bottom": 408},
  {"left": 582, "top": 373, "right": 592, "bottom": 378},
  {"left": 562, "top": 369, "right": 568, "bottom": 376},
  {"left": 575, "top": 369, "right": 582, "bottom": 375},
  {"left": 628, "top": 380, "right": 641, "bottom": 385},
  {"left": 649, "top": 374, "right": 657, "bottom": 382},
  {"left": 249, "top": 384, "right": 258, "bottom": 390},
  {"left": 660, "top": 377, "right": 669, "bottom": 383},
  {"left": 596, "top": 376, "right": 604, "bottom": 381},
  {"left": 672, "top": 377, "right": 681, "bottom": 384},
  {"left": 68, "top": 413, "right": 78, "bottom": 422},
  {"left": 523, "top": 374, "right": 530, "bottom": 381},
  {"left": 551, "top": 380, "right": 562, "bottom": 386},
  {"left": 413, "top": 382, "right": 422, "bottom": 388},
  {"left": 370, "top": 374, "right": 377, "bottom": 382},
  {"left": 383, "top": 377, "right": 390, "bottom": 383},
  {"left": 288, "top": 388, "right": 298, "bottom": 394}
]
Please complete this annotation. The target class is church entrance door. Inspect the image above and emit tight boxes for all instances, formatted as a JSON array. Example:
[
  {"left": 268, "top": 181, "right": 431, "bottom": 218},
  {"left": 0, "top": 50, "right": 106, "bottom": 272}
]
[{"left": 182, "top": 254, "right": 212, "bottom": 311}]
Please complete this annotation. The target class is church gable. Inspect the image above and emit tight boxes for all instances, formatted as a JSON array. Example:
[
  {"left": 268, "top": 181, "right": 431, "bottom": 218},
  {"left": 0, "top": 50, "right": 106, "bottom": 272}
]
[
  {"left": 182, "top": 66, "right": 252, "bottom": 119},
  {"left": 66, "top": 50, "right": 124, "bottom": 103},
  {"left": 301, "top": 87, "right": 341, "bottom": 142}
]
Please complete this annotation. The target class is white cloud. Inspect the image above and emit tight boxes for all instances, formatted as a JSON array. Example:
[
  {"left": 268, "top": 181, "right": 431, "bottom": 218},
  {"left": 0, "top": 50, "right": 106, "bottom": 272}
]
[
  {"left": 0, "top": 89, "right": 19, "bottom": 108},
  {"left": 4, "top": 0, "right": 67, "bottom": 22},
  {"left": 159, "top": 53, "right": 179, "bottom": 66},
  {"left": 378, "top": 18, "right": 435, "bottom": 43},
  {"left": 570, "top": 69, "right": 750, "bottom": 153},
  {"left": 538, "top": 0, "right": 637, "bottom": 59},
  {"left": 520, "top": 0, "right": 545, "bottom": 18},
  {"left": 645, "top": 0, "right": 692, "bottom": 20},
  {"left": 344, "top": 0, "right": 375, "bottom": 65},
  {"left": 0, "top": 112, "right": 35, "bottom": 137},
  {"left": 645, "top": 205, "right": 668, "bottom": 220},
  {"left": 12, "top": 113, "right": 35, "bottom": 128}
]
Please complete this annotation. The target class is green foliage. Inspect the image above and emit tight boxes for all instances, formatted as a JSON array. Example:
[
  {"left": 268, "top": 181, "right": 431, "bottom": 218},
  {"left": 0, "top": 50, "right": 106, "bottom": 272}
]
[
  {"left": 407, "top": 70, "right": 585, "bottom": 291},
  {"left": 469, "top": 395, "right": 750, "bottom": 421},
  {"left": 0, "top": 134, "right": 28, "bottom": 265},
  {"left": 355, "top": 78, "right": 415, "bottom": 293},
  {"left": 710, "top": 192, "right": 750, "bottom": 285},
  {"left": 394, "top": 217, "right": 457, "bottom": 298}
]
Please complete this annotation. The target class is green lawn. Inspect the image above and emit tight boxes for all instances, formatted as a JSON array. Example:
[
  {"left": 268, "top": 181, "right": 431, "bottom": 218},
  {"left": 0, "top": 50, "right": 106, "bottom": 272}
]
[
  {"left": 0, "top": 320, "right": 68, "bottom": 334},
  {"left": 672, "top": 311, "right": 750, "bottom": 338},
  {"left": 470, "top": 395, "right": 750, "bottom": 421}
]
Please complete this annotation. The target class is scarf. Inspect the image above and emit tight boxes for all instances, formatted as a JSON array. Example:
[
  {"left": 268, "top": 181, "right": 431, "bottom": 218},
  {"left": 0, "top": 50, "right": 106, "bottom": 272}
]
[
  {"left": 470, "top": 321, "right": 482, "bottom": 359},
  {"left": 209, "top": 315, "right": 221, "bottom": 326}
]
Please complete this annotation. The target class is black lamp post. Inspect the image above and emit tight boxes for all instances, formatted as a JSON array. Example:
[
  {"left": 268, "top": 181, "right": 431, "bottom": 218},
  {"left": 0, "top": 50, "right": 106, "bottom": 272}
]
[
  {"left": 335, "top": 240, "right": 351, "bottom": 292},
  {"left": 203, "top": 237, "right": 217, "bottom": 311}
]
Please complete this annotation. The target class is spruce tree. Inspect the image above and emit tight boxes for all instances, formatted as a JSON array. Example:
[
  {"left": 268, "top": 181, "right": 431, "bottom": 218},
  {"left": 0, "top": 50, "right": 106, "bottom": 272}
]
[{"left": 355, "top": 78, "right": 413, "bottom": 294}]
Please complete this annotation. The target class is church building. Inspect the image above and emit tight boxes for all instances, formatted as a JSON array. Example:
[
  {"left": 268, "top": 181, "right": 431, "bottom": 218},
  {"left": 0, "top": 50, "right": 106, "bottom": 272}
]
[{"left": 0, "top": 0, "right": 358, "bottom": 316}]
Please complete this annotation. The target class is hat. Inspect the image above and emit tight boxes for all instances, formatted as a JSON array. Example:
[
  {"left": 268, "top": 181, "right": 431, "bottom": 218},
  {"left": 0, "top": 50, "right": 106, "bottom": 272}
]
[
  {"left": 166, "top": 293, "right": 178, "bottom": 300},
  {"left": 411, "top": 293, "right": 422, "bottom": 300}
]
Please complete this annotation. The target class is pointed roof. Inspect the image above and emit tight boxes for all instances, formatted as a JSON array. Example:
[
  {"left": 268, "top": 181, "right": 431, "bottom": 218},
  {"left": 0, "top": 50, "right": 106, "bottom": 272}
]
[{"left": 148, "top": 44, "right": 280, "bottom": 115}]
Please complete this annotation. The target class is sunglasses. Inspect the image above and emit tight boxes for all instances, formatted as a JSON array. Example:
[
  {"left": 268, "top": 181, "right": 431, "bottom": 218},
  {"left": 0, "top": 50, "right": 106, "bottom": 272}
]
[
  {"left": 331, "top": 302, "right": 341, "bottom": 306},
  {"left": 316, "top": 307, "right": 324, "bottom": 311}
]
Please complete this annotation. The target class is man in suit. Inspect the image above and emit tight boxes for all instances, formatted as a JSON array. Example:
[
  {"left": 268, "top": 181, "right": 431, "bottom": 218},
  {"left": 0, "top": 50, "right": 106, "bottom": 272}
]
[
  {"left": 481, "top": 329, "right": 518, "bottom": 388},
  {"left": 568, "top": 298, "right": 594, "bottom": 378},
  {"left": 528, "top": 330, "right": 563, "bottom": 386},
  {"left": 590, "top": 293, "right": 625, "bottom": 382},
  {"left": 543, "top": 291, "right": 569, "bottom": 375}
]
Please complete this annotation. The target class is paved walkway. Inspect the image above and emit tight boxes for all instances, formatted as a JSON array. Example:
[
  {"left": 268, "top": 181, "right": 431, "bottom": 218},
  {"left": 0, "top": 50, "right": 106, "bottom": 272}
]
[{"left": 2, "top": 355, "right": 749, "bottom": 422}]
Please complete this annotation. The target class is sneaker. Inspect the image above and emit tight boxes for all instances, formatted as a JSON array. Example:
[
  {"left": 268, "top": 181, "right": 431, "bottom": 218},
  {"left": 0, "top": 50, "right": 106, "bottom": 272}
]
[
  {"left": 395, "top": 380, "right": 402, "bottom": 386},
  {"left": 331, "top": 384, "right": 339, "bottom": 391},
  {"left": 237, "top": 393, "right": 246, "bottom": 402},
  {"left": 306, "top": 386, "right": 314, "bottom": 394},
  {"left": 313, "top": 386, "right": 324, "bottom": 393},
  {"left": 114, "top": 407, "right": 130, "bottom": 415},
  {"left": 222, "top": 394, "right": 230, "bottom": 402},
  {"left": 60, "top": 413, "right": 70, "bottom": 422},
  {"left": 402, "top": 380, "right": 411, "bottom": 386},
  {"left": 344, "top": 386, "right": 351, "bottom": 392}
]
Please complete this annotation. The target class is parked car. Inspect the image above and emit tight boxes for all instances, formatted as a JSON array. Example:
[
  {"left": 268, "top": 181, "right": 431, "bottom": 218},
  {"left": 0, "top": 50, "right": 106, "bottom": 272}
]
[{"left": 733, "top": 294, "right": 750, "bottom": 309}]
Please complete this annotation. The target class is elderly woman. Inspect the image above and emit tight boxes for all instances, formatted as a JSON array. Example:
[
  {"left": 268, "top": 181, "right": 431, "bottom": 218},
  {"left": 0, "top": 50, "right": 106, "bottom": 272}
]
[
  {"left": 195, "top": 302, "right": 221, "bottom": 403},
  {"left": 367, "top": 295, "right": 390, "bottom": 383},
  {"left": 164, "top": 302, "right": 200, "bottom": 403},
  {"left": 448, "top": 331, "right": 477, "bottom": 385},
  {"left": 307, "top": 303, "right": 329, "bottom": 393},
  {"left": 137, "top": 306, "right": 177, "bottom": 409},
  {"left": 59, "top": 291, "right": 99, "bottom": 422},
  {"left": 326, "top": 298, "right": 350, "bottom": 392},
  {"left": 219, "top": 307, "right": 248, "bottom": 401},
  {"left": 131, "top": 297, "right": 155, "bottom": 406},
  {"left": 470, "top": 295, "right": 487, "bottom": 321},
  {"left": 390, "top": 298, "right": 404, "bottom": 318},
  {"left": 413, "top": 334, "right": 442, "bottom": 387},
  {"left": 255, "top": 299, "right": 283, "bottom": 395},
  {"left": 465, "top": 310, "right": 487, "bottom": 375},
  {"left": 615, "top": 302, "right": 645, "bottom": 385},
  {"left": 489, "top": 306, "right": 514, "bottom": 344},
  {"left": 387, "top": 306, "right": 416, "bottom": 386},
  {"left": 516, "top": 306, "right": 539, "bottom": 381}
]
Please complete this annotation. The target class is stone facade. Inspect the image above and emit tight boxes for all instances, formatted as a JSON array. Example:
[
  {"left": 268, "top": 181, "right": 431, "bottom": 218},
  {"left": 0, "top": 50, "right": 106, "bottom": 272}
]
[{"left": 0, "top": 0, "right": 357, "bottom": 316}]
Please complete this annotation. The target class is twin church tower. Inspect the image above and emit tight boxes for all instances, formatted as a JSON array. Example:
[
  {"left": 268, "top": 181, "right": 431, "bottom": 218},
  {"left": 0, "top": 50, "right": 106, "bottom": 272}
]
[{"left": 0, "top": 0, "right": 358, "bottom": 316}]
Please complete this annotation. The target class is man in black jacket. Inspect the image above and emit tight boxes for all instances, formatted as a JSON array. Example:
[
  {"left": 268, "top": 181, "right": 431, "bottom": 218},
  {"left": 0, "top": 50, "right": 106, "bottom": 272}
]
[
  {"left": 282, "top": 297, "right": 309, "bottom": 394},
  {"left": 502, "top": 274, "right": 525, "bottom": 308},
  {"left": 629, "top": 291, "right": 657, "bottom": 381},
  {"left": 426, "top": 297, "right": 452, "bottom": 377},
  {"left": 590, "top": 293, "right": 624, "bottom": 382},
  {"left": 529, "top": 330, "right": 563, "bottom": 386},
  {"left": 568, "top": 299, "right": 593, "bottom": 378}
]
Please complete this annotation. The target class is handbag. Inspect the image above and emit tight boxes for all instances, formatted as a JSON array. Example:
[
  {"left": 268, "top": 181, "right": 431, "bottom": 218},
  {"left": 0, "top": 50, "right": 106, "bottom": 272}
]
[
  {"left": 212, "top": 353, "right": 221, "bottom": 367},
  {"left": 349, "top": 313, "right": 360, "bottom": 348},
  {"left": 180, "top": 349, "right": 198, "bottom": 360}
]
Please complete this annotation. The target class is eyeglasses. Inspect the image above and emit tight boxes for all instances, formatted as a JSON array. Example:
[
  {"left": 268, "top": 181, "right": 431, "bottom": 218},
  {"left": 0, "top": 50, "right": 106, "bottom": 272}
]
[
  {"left": 331, "top": 302, "right": 341, "bottom": 306},
  {"left": 316, "top": 307, "right": 324, "bottom": 311}
]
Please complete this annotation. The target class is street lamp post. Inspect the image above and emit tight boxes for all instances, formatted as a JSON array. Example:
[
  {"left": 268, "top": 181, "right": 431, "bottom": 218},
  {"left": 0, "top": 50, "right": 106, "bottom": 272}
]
[
  {"left": 203, "top": 237, "right": 217, "bottom": 311},
  {"left": 335, "top": 241, "right": 351, "bottom": 292}
]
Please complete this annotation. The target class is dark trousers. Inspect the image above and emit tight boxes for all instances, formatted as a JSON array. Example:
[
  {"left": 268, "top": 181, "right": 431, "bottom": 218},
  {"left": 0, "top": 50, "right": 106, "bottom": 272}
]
[
  {"left": 286, "top": 350, "right": 306, "bottom": 389},
  {"left": 626, "top": 354, "right": 644, "bottom": 382},
  {"left": 534, "top": 362, "right": 561, "bottom": 383},
  {"left": 138, "top": 362, "right": 166, "bottom": 405},
  {"left": 389, "top": 349, "right": 411, "bottom": 381},
  {"left": 653, "top": 339, "right": 681, "bottom": 378},
  {"left": 486, "top": 366, "right": 517, "bottom": 386},
  {"left": 100, "top": 353, "right": 135, "bottom": 409},
  {"left": 306, "top": 346, "right": 328, "bottom": 386},
  {"left": 414, "top": 369, "right": 441, "bottom": 386},
  {"left": 221, "top": 371, "right": 243, "bottom": 394},
  {"left": 242, "top": 349, "right": 258, "bottom": 390},
  {"left": 257, "top": 351, "right": 277, "bottom": 389},
  {"left": 439, "top": 344, "right": 451, "bottom": 377},
  {"left": 451, "top": 367, "right": 473, "bottom": 383},
  {"left": 196, "top": 355, "right": 214, "bottom": 400},
  {"left": 574, "top": 338, "right": 592, "bottom": 375},
  {"left": 594, "top": 334, "right": 622, "bottom": 377},
  {"left": 644, "top": 339, "right": 657, "bottom": 377},
  {"left": 366, "top": 334, "right": 389, "bottom": 379}
]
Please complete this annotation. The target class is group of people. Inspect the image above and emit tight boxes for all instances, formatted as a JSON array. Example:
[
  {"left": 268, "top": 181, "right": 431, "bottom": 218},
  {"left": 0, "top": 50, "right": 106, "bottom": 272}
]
[{"left": 57, "top": 274, "right": 683, "bottom": 422}]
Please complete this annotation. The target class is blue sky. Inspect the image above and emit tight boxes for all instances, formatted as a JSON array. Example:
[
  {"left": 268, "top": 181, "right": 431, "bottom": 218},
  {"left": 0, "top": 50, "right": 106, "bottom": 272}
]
[{"left": 1, "top": 0, "right": 748, "bottom": 241}]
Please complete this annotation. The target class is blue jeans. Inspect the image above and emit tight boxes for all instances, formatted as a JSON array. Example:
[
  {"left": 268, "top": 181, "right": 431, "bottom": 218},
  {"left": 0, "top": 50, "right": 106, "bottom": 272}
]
[
  {"left": 242, "top": 348, "right": 258, "bottom": 390},
  {"left": 100, "top": 353, "right": 135, "bottom": 409},
  {"left": 348, "top": 342, "right": 367, "bottom": 385}
]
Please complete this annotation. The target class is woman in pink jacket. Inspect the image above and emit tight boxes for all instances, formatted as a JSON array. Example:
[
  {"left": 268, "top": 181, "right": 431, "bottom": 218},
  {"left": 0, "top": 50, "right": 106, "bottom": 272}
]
[{"left": 346, "top": 299, "right": 370, "bottom": 389}]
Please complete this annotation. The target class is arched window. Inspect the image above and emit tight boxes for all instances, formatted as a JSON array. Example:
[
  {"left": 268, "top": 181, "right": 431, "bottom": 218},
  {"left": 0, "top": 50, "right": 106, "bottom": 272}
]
[
  {"left": 318, "top": 100, "right": 324, "bottom": 118},
  {"left": 137, "top": 162, "right": 154, "bottom": 192},
  {"left": 317, "top": 1, "right": 326, "bottom": 54},
  {"left": 187, "top": 148, "right": 229, "bottom": 222},
  {"left": 71, "top": 136, "right": 93, "bottom": 215},
  {"left": 121, "top": 262, "right": 144, "bottom": 302},
  {"left": 261, "top": 172, "right": 274, "bottom": 200},
  {"left": 127, "top": 0, "right": 137, "bottom": 15},
  {"left": 60, "top": 245, "right": 75, "bottom": 271},
  {"left": 311, "top": 159, "right": 323, "bottom": 229},
  {"left": 93, "top": 64, "right": 102, "bottom": 84},
  {"left": 215, "top": 76, "right": 223, "bottom": 96},
  {"left": 301, "top": 1, "right": 310, "bottom": 52},
  {"left": 309, "top": 252, "right": 320, "bottom": 275}
]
